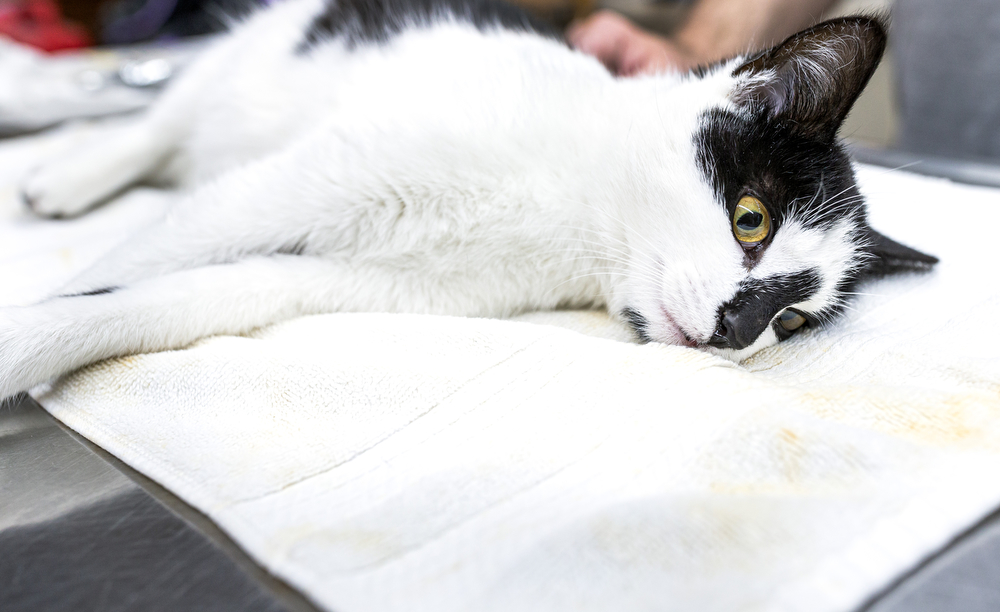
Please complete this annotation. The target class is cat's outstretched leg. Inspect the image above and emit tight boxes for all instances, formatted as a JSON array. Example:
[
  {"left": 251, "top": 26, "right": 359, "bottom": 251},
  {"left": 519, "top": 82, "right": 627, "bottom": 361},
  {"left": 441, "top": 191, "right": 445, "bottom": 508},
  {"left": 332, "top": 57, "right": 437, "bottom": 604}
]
[
  {"left": 52, "top": 136, "right": 352, "bottom": 296},
  {"left": 22, "top": 117, "right": 179, "bottom": 217},
  {"left": 0, "top": 255, "right": 417, "bottom": 399},
  {"left": 51, "top": 121, "right": 412, "bottom": 296},
  {"left": 20, "top": 33, "right": 237, "bottom": 217}
]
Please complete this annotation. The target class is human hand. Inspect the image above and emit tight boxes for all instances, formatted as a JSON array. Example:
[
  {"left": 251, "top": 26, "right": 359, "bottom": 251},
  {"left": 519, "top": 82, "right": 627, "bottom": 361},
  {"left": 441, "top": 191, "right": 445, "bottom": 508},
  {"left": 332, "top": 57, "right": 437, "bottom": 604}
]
[{"left": 566, "top": 11, "right": 699, "bottom": 76}]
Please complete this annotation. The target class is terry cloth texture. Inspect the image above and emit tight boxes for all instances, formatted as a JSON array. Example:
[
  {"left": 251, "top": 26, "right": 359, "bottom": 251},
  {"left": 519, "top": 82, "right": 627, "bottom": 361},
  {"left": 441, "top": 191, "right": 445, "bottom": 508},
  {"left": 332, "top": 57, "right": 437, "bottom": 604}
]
[{"left": 1, "top": 124, "right": 998, "bottom": 612}]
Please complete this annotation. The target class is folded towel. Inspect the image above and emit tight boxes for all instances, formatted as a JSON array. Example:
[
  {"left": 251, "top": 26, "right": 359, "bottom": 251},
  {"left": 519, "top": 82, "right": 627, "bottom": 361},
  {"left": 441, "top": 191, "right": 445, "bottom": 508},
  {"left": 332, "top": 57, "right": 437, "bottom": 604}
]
[{"left": 3, "top": 125, "right": 998, "bottom": 612}]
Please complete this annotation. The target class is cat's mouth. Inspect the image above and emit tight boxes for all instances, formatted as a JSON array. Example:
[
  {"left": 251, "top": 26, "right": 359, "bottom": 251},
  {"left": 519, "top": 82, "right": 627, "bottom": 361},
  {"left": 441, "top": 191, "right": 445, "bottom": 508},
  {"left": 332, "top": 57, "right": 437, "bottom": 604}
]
[{"left": 658, "top": 306, "right": 697, "bottom": 348}]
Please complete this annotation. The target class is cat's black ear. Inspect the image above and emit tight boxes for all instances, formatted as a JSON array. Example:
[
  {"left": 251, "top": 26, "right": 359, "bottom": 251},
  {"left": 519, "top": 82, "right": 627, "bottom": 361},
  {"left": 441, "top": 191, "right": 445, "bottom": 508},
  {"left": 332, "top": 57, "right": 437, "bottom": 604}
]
[
  {"left": 859, "top": 226, "right": 938, "bottom": 277},
  {"left": 730, "top": 15, "right": 887, "bottom": 141}
]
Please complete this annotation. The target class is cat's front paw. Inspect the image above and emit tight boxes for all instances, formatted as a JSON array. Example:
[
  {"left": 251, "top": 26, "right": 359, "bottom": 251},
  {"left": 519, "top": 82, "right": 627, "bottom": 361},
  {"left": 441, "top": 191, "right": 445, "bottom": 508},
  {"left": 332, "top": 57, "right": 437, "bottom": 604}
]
[{"left": 21, "top": 160, "right": 106, "bottom": 218}]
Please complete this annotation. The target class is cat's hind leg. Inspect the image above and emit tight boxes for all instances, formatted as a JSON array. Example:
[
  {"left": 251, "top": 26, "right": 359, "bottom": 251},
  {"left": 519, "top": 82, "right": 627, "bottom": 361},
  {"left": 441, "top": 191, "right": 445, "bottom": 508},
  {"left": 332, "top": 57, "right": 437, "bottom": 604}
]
[{"left": 51, "top": 139, "right": 343, "bottom": 296}]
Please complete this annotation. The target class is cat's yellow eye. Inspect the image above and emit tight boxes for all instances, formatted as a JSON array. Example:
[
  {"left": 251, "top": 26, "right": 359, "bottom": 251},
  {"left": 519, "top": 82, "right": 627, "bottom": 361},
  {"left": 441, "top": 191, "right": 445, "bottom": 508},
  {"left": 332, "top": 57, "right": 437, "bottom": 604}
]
[
  {"left": 732, "top": 196, "right": 771, "bottom": 245},
  {"left": 778, "top": 309, "right": 807, "bottom": 331}
]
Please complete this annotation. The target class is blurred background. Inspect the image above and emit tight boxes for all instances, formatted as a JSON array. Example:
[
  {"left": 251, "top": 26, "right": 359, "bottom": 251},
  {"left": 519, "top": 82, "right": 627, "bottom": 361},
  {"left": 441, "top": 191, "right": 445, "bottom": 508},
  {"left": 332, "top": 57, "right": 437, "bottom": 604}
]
[{"left": 0, "top": 0, "right": 997, "bottom": 175}]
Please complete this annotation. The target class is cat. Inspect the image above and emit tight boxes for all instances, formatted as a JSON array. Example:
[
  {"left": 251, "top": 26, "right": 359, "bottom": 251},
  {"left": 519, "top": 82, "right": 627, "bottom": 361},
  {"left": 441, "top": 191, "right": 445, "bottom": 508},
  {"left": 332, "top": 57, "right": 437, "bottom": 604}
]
[{"left": 2, "top": 0, "right": 936, "bottom": 400}]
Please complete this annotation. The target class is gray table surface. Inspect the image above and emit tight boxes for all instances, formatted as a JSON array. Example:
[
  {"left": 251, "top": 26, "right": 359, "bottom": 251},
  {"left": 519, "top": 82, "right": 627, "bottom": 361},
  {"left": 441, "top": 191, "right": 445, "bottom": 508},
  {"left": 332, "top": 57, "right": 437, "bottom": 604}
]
[
  {"left": 3, "top": 392, "right": 1000, "bottom": 612},
  {"left": 1, "top": 394, "right": 319, "bottom": 612}
]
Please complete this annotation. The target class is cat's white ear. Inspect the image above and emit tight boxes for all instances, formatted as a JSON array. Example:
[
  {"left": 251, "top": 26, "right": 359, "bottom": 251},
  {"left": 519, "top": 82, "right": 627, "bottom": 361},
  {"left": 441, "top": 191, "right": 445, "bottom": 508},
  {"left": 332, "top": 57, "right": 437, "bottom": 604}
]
[{"left": 730, "top": 16, "right": 887, "bottom": 141}]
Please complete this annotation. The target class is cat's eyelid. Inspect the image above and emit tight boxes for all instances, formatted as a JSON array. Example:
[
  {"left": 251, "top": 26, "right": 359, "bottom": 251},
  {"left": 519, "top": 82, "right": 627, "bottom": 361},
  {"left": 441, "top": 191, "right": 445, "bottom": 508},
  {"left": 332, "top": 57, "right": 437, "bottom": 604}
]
[
  {"left": 772, "top": 307, "right": 816, "bottom": 341},
  {"left": 787, "top": 307, "right": 819, "bottom": 327}
]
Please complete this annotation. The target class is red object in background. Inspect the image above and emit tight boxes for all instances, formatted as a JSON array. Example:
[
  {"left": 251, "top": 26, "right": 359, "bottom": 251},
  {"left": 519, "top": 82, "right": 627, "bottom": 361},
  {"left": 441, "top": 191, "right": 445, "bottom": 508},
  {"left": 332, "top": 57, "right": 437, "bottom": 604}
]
[{"left": 0, "top": 0, "right": 91, "bottom": 51}]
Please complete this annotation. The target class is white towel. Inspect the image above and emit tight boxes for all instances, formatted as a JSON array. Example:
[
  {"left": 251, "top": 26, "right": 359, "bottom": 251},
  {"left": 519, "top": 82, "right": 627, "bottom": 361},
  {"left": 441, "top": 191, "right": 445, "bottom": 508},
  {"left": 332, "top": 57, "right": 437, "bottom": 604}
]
[{"left": 3, "top": 125, "right": 998, "bottom": 612}]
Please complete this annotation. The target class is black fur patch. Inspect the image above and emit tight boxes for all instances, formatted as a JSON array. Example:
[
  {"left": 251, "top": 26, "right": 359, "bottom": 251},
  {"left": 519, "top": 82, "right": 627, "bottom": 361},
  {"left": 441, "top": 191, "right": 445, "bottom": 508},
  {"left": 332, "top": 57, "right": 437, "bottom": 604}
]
[
  {"left": 695, "top": 15, "right": 886, "bottom": 259},
  {"left": 859, "top": 228, "right": 939, "bottom": 277},
  {"left": 696, "top": 108, "right": 866, "bottom": 236},
  {"left": 710, "top": 269, "right": 821, "bottom": 349},
  {"left": 60, "top": 286, "right": 120, "bottom": 298},
  {"left": 621, "top": 307, "right": 652, "bottom": 343},
  {"left": 694, "top": 15, "right": 936, "bottom": 341},
  {"left": 694, "top": 16, "right": 936, "bottom": 337},
  {"left": 298, "top": 0, "right": 559, "bottom": 53}
]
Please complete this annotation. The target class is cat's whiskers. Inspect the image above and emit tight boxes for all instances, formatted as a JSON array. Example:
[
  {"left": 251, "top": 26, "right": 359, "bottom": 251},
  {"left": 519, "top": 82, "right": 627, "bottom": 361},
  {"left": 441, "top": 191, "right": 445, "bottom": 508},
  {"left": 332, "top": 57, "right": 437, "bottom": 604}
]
[
  {"left": 544, "top": 271, "right": 629, "bottom": 301},
  {"left": 536, "top": 252, "right": 633, "bottom": 278},
  {"left": 784, "top": 177, "right": 826, "bottom": 223},
  {"left": 528, "top": 236, "right": 663, "bottom": 298},
  {"left": 541, "top": 245, "right": 665, "bottom": 302},
  {"left": 822, "top": 193, "right": 866, "bottom": 211},
  {"left": 531, "top": 221, "right": 665, "bottom": 280},
  {"left": 816, "top": 180, "right": 866, "bottom": 215},
  {"left": 838, "top": 290, "right": 883, "bottom": 297},
  {"left": 834, "top": 302, "right": 860, "bottom": 315},
  {"left": 539, "top": 251, "right": 663, "bottom": 298},
  {"left": 551, "top": 194, "right": 669, "bottom": 258},
  {"left": 531, "top": 236, "right": 652, "bottom": 279}
]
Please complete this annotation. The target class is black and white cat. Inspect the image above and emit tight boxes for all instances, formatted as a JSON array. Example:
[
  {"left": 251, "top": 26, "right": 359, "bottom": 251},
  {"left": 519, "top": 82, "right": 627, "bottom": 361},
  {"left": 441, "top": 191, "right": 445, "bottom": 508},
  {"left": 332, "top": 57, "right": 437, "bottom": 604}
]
[{"left": 3, "top": 0, "right": 935, "bottom": 399}]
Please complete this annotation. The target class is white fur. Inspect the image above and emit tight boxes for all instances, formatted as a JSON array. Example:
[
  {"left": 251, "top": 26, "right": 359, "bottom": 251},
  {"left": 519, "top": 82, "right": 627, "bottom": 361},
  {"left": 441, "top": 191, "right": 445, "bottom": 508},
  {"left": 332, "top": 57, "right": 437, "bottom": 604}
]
[{"left": 2, "top": 0, "right": 862, "bottom": 398}]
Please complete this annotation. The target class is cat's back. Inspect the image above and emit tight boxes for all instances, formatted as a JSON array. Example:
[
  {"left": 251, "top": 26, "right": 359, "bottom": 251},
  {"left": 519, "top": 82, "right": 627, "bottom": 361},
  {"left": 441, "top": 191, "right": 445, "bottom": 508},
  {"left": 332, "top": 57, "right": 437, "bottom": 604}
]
[{"left": 176, "top": 0, "right": 609, "bottom": 182}]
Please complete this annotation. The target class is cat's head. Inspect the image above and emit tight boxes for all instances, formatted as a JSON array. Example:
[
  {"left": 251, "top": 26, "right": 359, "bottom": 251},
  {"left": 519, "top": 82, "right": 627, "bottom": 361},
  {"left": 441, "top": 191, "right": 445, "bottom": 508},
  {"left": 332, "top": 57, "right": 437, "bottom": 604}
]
[{"left": 613, "top": 15, "right": 937, "bottom": 360}]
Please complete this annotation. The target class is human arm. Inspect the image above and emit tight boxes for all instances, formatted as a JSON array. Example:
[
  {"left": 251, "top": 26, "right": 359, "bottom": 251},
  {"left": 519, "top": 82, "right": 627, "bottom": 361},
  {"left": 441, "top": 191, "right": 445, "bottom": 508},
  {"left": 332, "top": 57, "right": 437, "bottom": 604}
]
[{"left": 567, "top": 0, "right": 840, "bottom": 75}]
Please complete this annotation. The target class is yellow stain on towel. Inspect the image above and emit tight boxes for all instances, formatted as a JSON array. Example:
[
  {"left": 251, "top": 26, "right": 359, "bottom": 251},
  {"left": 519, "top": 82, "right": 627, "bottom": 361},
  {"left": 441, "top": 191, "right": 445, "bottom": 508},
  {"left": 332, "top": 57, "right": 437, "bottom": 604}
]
[
  {"left": 797, "top": 386, "right": 1000, "bottom": 450},
  {"left": 695, "top": 419, "right": 871, "bottom": 497}
]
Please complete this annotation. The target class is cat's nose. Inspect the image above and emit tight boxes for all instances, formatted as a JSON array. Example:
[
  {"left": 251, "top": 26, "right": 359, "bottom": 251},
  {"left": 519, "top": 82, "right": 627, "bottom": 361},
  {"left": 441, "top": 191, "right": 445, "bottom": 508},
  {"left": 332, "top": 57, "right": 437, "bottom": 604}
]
[{"left": 707, "top": 311, "right": 755, "bottom": 350}]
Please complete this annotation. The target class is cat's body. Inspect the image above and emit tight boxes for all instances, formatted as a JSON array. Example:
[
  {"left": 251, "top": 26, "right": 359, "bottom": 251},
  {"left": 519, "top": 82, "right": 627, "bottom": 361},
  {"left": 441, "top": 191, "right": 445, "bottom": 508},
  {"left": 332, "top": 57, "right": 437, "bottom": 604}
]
[{"left": 2, "top": 0, "right": 935, "bottom": 399}]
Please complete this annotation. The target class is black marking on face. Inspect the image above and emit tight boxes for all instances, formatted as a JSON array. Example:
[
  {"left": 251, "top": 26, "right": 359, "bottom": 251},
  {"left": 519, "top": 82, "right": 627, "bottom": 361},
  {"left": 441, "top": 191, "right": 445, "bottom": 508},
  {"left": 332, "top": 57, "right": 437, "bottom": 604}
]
[
  {"left": 772, "top": 307, "right": 817, "bottom": 342},
  {"left": 688, "top": 17, "right": 936, "bottom": 353},
  {"left": 298, "top": 0, "right": 559, "bottom": 53},
  {"left": 707, "top": 269, "right": 821, "bottom": 350},
  {"left": 695, "top": 107, "right": 865, "bottom": 237},
  {"left": 621, "top": 307, "right": 652, "bottom": 344},
  {"left": 695, "top": 15, "right": 889, "bottom": 247},
  {"left": 690, "top": 17, "right": 916, "bottom": 342},
  {"left": 60, "top": 286, "right": 120, "bottom": 298}
]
